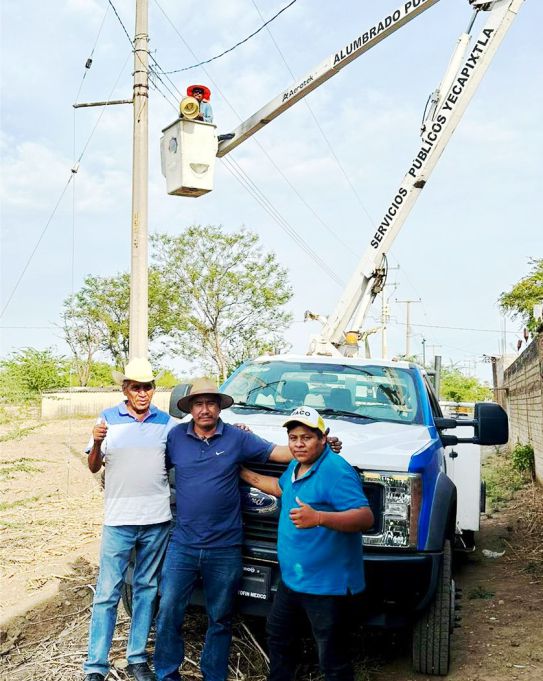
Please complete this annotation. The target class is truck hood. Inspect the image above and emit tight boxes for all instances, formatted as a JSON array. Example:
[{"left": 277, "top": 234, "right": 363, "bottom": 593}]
[{"left": 221, "top": 408, "right": 432, "bottom": 472}]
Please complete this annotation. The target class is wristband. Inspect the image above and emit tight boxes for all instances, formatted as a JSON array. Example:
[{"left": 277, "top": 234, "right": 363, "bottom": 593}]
[{"left": 317, "top": 511, "right": 321, "bottom": 527}]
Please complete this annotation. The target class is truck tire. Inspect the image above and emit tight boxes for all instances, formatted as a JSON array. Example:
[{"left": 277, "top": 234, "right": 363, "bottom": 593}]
[{"left": 412, "top": 539, "right": 454, "bottom": 675}]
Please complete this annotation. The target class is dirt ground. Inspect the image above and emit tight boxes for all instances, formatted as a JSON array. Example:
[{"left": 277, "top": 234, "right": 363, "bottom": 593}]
[{"left": 0, "top": 417, "right": 542, "bottom": 681}]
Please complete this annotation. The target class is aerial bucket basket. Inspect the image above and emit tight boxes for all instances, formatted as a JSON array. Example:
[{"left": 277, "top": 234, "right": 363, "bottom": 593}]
[{"left": 160, "top": 114, "right": 218, "bottom": 198}]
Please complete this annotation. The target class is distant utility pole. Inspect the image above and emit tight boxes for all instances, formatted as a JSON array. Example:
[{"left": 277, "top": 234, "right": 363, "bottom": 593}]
[
  {"left": 396, "top": 298, "right": 421, "bottom": 357},
  {"left": 380, "top": 278, "right": 399, "bottom": 359},
  {"left": 129, "top": 0, "right": 149, "bottom": 360},
  {"left": 422, "top": 337, "right": 426, "bottom": 365}
]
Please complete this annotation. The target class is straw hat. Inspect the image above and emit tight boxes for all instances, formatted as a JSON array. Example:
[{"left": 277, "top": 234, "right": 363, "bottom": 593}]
[
  {"left": 112, "top": 358, "right": 161, "bottom": 385},
  {"left": 177, "top": 377, "right": 234, "bottom": 412}
]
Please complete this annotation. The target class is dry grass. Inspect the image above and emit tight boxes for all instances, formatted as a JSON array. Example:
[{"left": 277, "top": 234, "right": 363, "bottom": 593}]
[
  {"left": 501, "top": 483, "right": 543, "bottom": 576},
  {"left": 0, "top": 491, "right": 102, "bottom": 583}
]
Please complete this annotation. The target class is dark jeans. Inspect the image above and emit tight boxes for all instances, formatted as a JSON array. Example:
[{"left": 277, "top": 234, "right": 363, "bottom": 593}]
[
  {"left": 153, "top": 541, "right": 243, "bottom": 681},
  {"left": 267, "top": 581, "right": 355, "bottom": 681}
]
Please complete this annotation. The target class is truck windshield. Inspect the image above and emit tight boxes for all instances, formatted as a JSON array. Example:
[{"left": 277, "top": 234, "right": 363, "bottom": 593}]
[{"left": 223, "top": 360, "right": 422, "bottom": 425}]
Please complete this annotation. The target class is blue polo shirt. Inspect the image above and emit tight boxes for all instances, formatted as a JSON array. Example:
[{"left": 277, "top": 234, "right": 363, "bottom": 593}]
[
  {"left": 278, "top": 446, "right": 368, "bottom": 595},
  {"left": 166, "top": 419, "right": 274, "bottom": 548}
]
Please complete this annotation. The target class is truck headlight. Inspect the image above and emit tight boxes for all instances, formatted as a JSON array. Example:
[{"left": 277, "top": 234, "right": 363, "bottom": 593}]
[{"left": 361, "top": 472, "right": 422, "bottom": 549}]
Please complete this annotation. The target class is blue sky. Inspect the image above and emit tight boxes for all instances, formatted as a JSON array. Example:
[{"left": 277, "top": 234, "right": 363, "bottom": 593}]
[{"left": 1, "top": 0, "right": 541, "bottom": 381}]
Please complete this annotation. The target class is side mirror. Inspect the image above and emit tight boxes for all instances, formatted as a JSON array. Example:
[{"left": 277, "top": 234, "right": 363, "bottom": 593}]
[
  {"left": 474, "top": 402, "right": 508, "bottom": 445},
  {"left": 169, "top": 383, "right": 192, "bottom": 418}
]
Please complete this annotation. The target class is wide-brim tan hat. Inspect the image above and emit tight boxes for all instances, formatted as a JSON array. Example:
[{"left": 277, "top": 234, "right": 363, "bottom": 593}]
[
  {"left": 112, "top": 358, "right": 162, "bottom": 385},
  {"left": 178, "top": 377, "right": 234, "bottom": 412}
]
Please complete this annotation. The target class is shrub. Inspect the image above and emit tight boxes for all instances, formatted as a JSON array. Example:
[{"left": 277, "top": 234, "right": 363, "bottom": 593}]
[{"left": 510, "top": 442, "right": 535, "bottom": 479}]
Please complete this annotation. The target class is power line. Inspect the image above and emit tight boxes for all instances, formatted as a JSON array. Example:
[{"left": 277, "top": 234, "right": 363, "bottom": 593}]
[
  {"left": 395, "top": 321, "right": 521, "bottom": 334},
  {"left": 250, "top": 0, "right": 374, "bottom": 231},
  {"left": 155, "top": 0, "right": 298, "bottom": 74},
  {"left": 222, "top": 156, "right": 343, "bottom": 287},
  {"left": 107, "top": 0, "right": 133, "bottom": 47},
  {"left": 153, "top": 0, "right": 344, "bottom": 288},
  {"left": 1, "top": 52, "right": 132, "bottom": 319}
]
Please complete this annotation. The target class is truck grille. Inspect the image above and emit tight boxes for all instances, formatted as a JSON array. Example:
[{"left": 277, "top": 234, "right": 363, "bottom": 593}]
[{"left": 241, "top": 462, "right": 384, "bottom": 545}]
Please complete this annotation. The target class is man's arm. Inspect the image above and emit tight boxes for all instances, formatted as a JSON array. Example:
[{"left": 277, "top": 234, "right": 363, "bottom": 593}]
[
  {"left": 88, "top": 420, "right": 107, "bottom": 473},
  {"left": 240, "top": 466, "right": 282, "bottom": 497},
  {"left": 268, "top": 445, "right": 293, "bottom": 463},
  {"left": 290, "top": 497, "right": 374, "bottom": 531}
]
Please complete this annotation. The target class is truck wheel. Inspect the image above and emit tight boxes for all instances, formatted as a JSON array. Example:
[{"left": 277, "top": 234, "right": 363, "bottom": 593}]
[
  {"left": 121, "top": 581, "right": 133, "bottom": 617},
  {"left": 412, "top": 539, "right": 454, "bottom": 676}
]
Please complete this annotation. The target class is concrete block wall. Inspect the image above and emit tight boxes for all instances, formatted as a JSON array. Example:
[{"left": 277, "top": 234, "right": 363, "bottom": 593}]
[
  {"left": 41, "top": 388, "right": 172, "bottom": 419},
  {"left": 503, "top": 334, "right": 543, "bottom": 483}
]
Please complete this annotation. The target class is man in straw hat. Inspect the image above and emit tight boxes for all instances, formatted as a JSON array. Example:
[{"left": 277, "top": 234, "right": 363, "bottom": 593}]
[
  {"left": 240, "top": 406, "right": 374, "bottom": 681},
  {"left": 153, "top": 380, "right": 342, "bottom": 681},
  {"left": 84, "top": 358, "right": 175, "bottom": 681}
]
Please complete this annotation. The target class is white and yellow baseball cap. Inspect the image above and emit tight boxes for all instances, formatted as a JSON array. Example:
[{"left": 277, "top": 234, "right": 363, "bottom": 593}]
[{"left": 283, "top": 406, "right": 326, "bottom": 435}]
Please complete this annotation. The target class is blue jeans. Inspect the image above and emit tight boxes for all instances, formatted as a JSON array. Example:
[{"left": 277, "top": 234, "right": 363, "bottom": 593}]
[
  {"left": 153, "top": 541, "right": 243, "bottom": 681},
  {"left": 84, "top": 522, "right": 170, "bottom": 676},
  {"left": 267, "top": 581, "right": 355, "bottom": 681}
]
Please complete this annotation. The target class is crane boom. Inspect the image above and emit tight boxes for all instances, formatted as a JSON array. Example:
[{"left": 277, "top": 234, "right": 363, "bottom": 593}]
[
  {"left": 217, "top": 0, "right": 440, "bottom": 157},
  {"left": 309, "top": 0, "right": 524, "bottom": 356}
]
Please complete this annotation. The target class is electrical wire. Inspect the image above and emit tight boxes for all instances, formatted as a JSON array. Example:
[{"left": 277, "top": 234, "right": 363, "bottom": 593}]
[
  {"left": 156, "top": 0, "right": 298, "bottom": 74},
  {"left": 1, "top": 51, "right": 132, "bottom": 319},
  {"left": 74, "top": 4, "right": 110, "bottom": 104},
  {"left": 107, "top": 0, "right": 133, "bottom": 47},
  {"left": 222, "top": 156, "right": 343, "bottom": 287},
  {"left": 152, "top": 0, "right": 346, "bottom": 288},
  {"left": 395, "top": 321, "right": 520, "bottom": 334},
  {"left": 249, "top": 0, "right": 374, "bottom": 233}
]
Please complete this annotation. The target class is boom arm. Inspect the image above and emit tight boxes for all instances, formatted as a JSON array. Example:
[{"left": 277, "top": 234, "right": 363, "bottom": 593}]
[
  {"left": 217, "top": 0, "right": 441, "bottom": 157},
  {"left": 308, "top": 0, "right": 524, "bottom": 356}
]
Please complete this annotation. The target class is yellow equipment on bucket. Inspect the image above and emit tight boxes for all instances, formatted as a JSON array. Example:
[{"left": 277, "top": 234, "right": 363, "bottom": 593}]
[{"left": 179, "top": 96, "right": 200, "bottom": 120}]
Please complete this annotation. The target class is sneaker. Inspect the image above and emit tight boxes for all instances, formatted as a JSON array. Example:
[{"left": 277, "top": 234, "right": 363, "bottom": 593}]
[
  {"left": 126, "top": 662, "right": 157, "bottom": 681},
  {"left": 84, "top": 674, "right": 105, "bottom": 681}
]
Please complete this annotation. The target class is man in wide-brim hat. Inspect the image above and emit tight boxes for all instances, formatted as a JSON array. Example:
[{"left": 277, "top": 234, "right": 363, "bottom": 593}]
[
  {"left": 84, "top": 358, "right": 175, "bottom": 681},
  {"left": 154, "top": 378, "right": 342, "bottom": 681}
]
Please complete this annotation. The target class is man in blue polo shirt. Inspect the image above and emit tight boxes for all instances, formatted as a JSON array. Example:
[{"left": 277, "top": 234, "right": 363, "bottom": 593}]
[
  {"left": 154, "top": 379, "right": 304, "bottom": 681},
  {"left": 84, "top": 358, "right": 175, "bottom": 681},
  {"left": 240, "top": 406, "right": 374, "bottom": 681}
]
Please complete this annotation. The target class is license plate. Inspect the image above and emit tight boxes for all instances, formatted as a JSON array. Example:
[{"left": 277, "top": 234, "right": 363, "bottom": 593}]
[{"left": 238, "top": 564, "right": 271, "bottom": 600}]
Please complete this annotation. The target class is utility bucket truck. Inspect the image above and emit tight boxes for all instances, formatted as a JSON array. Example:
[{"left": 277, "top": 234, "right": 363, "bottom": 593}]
[{"left": 149, "top": 0, "right": 521, "bottom": 674}]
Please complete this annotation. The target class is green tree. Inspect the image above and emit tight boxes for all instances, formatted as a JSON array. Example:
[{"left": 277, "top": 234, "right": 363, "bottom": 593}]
[
  {"left": 86, "top": 361, "right": 117, "bottom": 387},
  {"left": 498, "top": 258, "right": 543, "bottom": 333},
  {"left": 0, "top": 347, "right": 69, "bottom": 402},
  {"left": 440, "top": 367, "right": 492, "bottom": 402},
  {"left": 152, "top": 225, "right": 293, "bottom": 381},
  {"left": 62, "top": 269, "right": 178, "bottom": 371}
]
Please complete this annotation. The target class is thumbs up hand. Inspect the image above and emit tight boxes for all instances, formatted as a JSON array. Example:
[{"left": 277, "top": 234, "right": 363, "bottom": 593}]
[
  {"left": 289, "top": 497, "right": 320, "bottom": 529},
  {"left": 93, "top": 418, "right": 108, "bottom": 443}
]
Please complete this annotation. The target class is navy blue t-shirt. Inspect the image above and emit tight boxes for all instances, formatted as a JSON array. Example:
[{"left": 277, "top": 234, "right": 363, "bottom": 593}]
[{"left": 166, "top": 419, "right": 274, "bottom": 548}]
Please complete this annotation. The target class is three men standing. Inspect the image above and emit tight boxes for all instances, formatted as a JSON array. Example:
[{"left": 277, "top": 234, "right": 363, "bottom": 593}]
[{"left": 84, "top": 370, "right": 363, "bottom": 681}]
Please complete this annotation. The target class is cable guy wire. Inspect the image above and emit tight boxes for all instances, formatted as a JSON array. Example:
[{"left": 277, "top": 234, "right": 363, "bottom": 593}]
[{"left": 154, "top": 0, "right": 298, "bottom": 73}]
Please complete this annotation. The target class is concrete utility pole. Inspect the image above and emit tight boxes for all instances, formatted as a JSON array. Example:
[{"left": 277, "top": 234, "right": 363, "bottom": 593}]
[
  {"left": 129, "top": 0, "right": 149, "bottom": 360},
  {"left": 396, "top": 298, "right": 421, "bottom": 357},
  {"left": 380, "top": 279, "right": 398, "bottom": 360}
]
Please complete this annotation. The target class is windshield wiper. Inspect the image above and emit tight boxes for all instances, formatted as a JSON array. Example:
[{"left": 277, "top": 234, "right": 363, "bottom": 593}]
[
  {"left": 233, "top": 401, "right": 278, "bottom": 412},
  {"left": 319, "top": 408, "right": 376, "bottom": 420}
]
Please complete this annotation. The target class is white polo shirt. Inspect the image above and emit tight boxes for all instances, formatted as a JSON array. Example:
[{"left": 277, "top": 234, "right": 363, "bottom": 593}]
[{"left": 87, "top": 402, "right": 177, "bottom": 526}]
